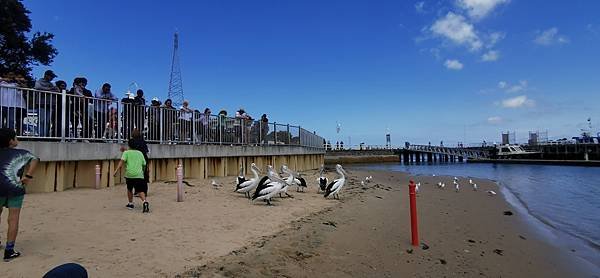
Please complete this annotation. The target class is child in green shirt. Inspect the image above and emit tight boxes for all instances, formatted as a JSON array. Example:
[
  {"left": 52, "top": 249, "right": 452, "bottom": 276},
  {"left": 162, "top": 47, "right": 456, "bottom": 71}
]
[{"left": 113, "top": 141, "right": 149, "bottom": 213}]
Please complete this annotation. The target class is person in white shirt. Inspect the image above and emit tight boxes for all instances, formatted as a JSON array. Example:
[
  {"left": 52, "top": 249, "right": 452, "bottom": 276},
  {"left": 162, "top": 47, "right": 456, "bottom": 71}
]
[
  {"left": 1, "top": 73, "right": 27, "bottom": 135},
  {"left": 178, "top": 100, "right": 193, "bottom": 143}
]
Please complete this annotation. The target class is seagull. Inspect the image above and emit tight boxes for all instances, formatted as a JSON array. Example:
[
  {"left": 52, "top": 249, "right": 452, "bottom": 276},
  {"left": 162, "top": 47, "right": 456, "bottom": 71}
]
[
  {"left": 235, "top": 163, "right": 262, "bottom": 198},
  {"left": 318, "top": 165, "right": 328, "bottom": 193},
  {"left": 469, "top": 179, "right": 473, "bottom": 185},
  {"left": 416, "top": 182, "right": 421, "bottom": 193},
  {"left": 455, "top": 182, "right": 460, "bottom": 192},
  {"left": 324, "top": 164, "right": 347, "bottom": 200},
  {"left": 365, "top": 176, "right": 373, "bottom": 183},
  {"left": 432, "top": 174, "right": 436, "bottom": 177},
  {"left": 472, "top": 183, "right": 478, "bottom": 191},
  {"left": 441, "top": 182, "right": 445, "bottom": 189},
  {"left": 453, "top": 177, "right": 459, "bottom": 182},
  {"left": 487, "top": 190, "right": 497, "bottom": 196},
  {"left": 437, "top": 182, "right": 443, "bottom": 189},
  {"left": 211, "top": 179, "right": 221, "bottom": 188},
  {"left": 361, "top": 180, "right": 365, "bottom": 186},
  {"left": 252, "top": 165, "right": 285, "bottom": 205}
]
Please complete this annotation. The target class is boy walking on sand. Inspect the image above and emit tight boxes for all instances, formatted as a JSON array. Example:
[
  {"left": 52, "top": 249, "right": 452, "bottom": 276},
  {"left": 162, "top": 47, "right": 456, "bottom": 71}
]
[
  {"left": 113, "top": 142, "right": 149, "bottom": 213},
  {"left": 0, "top": 128, "right": 39, "bottom": 261}
]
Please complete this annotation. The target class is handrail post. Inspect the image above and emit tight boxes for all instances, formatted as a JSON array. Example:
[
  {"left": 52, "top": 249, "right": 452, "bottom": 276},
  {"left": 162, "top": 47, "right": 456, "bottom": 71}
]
[
  {"left": 273, "top": 122, "right": 277, "bottom": 144},
  {"left": 117, "top": 101, "right": 122, "bottom": 143},
  {"left": 61, "top": 89, "right": 67, "bottom": 142},
  {"left": 286, "top": 124, "right": 290, "bottom": 145}
]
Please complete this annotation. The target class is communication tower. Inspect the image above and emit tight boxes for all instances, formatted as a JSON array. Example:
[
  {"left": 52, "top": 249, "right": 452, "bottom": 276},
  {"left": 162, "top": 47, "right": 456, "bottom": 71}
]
[{"left": 168, "top": 32, "right": 184, "bottom": 107}]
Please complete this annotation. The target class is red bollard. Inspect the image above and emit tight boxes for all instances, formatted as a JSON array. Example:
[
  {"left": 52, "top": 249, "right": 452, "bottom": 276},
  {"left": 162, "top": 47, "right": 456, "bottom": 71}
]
[
  {"left": 95, "top": 164, "right": 101, "bottom": 189},
  {"left": 409, "top": 180, "right": 419, "bottom": 246},
  {"left": 176, "top": 164, "right": 184, "bottom": 202}
]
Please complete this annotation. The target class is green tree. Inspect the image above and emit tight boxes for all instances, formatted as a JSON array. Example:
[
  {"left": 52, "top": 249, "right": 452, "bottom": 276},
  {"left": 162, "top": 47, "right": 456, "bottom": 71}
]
[{"left": 0, "top": 0, "right": 58, "bottom": 81}]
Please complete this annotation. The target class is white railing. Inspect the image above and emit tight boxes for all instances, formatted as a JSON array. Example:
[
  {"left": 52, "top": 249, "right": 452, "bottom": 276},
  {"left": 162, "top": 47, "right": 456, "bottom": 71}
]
[{"left": 0, "top": 85, "right": 324, "bottom": 149}]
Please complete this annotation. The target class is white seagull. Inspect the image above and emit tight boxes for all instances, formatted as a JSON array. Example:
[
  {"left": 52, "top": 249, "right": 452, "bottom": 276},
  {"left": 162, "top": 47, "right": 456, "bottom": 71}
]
[
  {"left": 324, "top": 164, "right": 348, "bottom": 200},
  {"left": 472, "top": 183, "right": 478, "bottom": 191},
  {"left": 235, "top": 163, "right": 262, "bottom": 198},
  {"left": 455, "top": 182, "right": 460, "bottom": 192},
  {"left": 416, "top": 182, "right": 421, "bottom": 193},
  {"left": 487, "top": 190, "right": 497, "bottom": 196},
  {"left": 252, "top": 166, "right": 286, "bottom": 205}
]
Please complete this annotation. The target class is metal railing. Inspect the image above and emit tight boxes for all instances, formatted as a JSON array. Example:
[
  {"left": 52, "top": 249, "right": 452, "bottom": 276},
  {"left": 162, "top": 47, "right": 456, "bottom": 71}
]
[{"left": 0, "top": 85, "right": 324, "bottom": 149}]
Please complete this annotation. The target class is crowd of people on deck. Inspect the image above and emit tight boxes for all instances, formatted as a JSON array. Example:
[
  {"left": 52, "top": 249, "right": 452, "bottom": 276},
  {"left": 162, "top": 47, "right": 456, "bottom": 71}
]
[{"left": 0, "top": 70, "right": 272, "bottom": 144}]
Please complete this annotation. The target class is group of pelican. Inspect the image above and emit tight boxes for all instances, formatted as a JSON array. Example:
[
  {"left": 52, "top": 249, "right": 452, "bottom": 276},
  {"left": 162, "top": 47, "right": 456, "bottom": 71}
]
[{"left": 234, "top": 163, "right": 349, "bottom": 205}]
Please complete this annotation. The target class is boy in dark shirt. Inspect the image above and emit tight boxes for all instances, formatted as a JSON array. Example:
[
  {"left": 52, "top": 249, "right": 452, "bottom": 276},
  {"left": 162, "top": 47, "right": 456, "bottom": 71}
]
[{"left": 0, "top": 128, "right": 39, "bottom": 261}]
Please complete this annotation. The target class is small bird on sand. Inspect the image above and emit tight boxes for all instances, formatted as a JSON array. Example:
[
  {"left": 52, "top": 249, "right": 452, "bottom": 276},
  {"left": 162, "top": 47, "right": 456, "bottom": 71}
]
[
  {"left": 212, "top": 179, "right": 221, "bottom": 188},
  {"left": 469, "top": 179, "right": 473, "bottom": 185},
  {"left": 361, "top": 180, "right": 365, "bottom": 186},
  {"left": 487, "top": 190, "right": 497, "bottom": 196},
  {"left": 472, "top": 183, "right": 478, "bottom": 191},
  {"left": 455, "top": 182, "right": 460, "bottom": 192},
  {"left": 416, "top": 182, "right": 421, "bottom": 193},
  {"left": 432, "top": 174, "right": 436, "bottom": 177}
]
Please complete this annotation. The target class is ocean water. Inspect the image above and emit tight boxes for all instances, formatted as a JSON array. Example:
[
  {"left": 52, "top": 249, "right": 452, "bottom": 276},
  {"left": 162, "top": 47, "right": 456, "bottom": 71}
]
[{"left": 350, "top": 162, "right": 600, "bottom": 270}]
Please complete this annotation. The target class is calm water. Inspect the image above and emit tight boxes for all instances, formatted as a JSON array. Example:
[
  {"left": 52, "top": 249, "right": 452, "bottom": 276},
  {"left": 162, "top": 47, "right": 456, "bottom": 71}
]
[{"left": 351, "top": 162, "right": 600, "bottom": 269}]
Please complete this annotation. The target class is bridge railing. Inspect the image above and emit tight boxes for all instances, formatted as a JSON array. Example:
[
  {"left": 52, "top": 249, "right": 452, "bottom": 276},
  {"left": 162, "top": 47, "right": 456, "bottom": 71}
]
[{"left": 0, "top": 85, "right": 324, "bottom": 149}]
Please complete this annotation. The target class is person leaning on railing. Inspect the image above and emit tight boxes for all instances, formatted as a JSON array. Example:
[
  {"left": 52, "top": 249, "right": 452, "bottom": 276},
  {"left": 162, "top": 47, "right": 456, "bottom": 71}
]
[
  {"left": 178, "top": 100, "right": 193, "bottom": 143},
  {"left": 33, "top": 70, "right": 58, "bottom": 138},
  {"left": 198, "top": 108, "right": 211, "bottom": 143},
  {"left": 94, "top": 83, "right": 116, "bottom": 140},
  {"left": 147, "top": 98, "right": 162, "bottom": 142},
  {"left": 67, "top": 77, "right": 93, "bottom": 140},
  {"left": 161, "top": 99, "right": 176, "bottom": 144},
  {"left": 0, "top": 73, "right": 27, "bottom": 136}
]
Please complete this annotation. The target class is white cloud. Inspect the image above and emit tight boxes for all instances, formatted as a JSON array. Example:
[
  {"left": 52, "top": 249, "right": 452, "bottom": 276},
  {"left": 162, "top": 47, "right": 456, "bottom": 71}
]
[
  {"left": 430, "top": 12, "right": 483, "bottom": 51},
  {"left": 445, "top": 59, "right": 464, "bottom": 70},
  {"left": 498, "top": 80, "right": 528, "bottom": 93},
  {"left": 487, "top": 31, "right": 505, "bottom": 48},
  {"left": 415, "top": 1, "right": 426, "bottom": 13},
  {"left": 457, "top": 0, "right": 509, "bottom": 19},
  {"left": 487, "top": 116, "right": 503, "bottom": 124},
  {"left": 501, "top": 95, "right": 535, "bottom": 108},
  {"left": 587, "top": 23, "right": 599, "bottom": 35},
  {"left": 506, "top": 80, "right": 527, "bottom": 93},
  {"left": 534, "top": 27, "right": 569, "bottom": 45},
  {"left": 481, "top": 50, "right": 499, "bottom": 61}
]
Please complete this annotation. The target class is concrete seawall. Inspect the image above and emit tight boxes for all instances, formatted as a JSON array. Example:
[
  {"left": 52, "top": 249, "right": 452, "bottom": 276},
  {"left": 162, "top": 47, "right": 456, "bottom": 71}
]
[{"left": 20, "top": 142, "right": 324, "bottom": 193}]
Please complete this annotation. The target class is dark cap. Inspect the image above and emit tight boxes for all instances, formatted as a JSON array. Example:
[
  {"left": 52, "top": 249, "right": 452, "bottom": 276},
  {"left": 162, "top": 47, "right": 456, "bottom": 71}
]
[{"left": 44, "top": 70, "right": 57, "bottom": 78}]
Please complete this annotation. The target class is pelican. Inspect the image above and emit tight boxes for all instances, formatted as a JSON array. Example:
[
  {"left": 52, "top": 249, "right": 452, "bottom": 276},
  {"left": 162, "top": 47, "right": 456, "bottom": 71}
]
[
  {"left": 487, "top": 190, "right": 497, "bottom": 196},
  {"left": 318, "top": 165, "right": 328, "bottom": 193},
  {"left": 472, "top": 183, "right": 478, "bottom": 191},
  {"left": 281, "top": 165, "right": 307, "bottom": 192},
  {"left": 252, "top": 165, "right": 285, "bottom": 205},
  {"left": 236, "top": 166, "right": 246, "bottom": 189},
  {"left": 278, "top": 165, "right": 294, "bottom": 198},
  {"left": 324, "top": 164, "right": 348, "bottom": 200},
  {"left": 235, "top": 163, "right": 262, "bottom": 198}
]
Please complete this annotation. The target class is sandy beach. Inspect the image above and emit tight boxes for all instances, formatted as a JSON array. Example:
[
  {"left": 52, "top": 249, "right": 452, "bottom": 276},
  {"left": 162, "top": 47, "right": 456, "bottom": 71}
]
[{"left": 1, "top": 168, "right": 592, "bottom": 277}]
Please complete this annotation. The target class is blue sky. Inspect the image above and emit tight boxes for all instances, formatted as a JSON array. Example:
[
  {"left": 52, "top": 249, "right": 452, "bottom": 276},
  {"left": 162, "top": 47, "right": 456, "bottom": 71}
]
[{"left": 24, "top": 0, "right": 600, "bottom": 146}]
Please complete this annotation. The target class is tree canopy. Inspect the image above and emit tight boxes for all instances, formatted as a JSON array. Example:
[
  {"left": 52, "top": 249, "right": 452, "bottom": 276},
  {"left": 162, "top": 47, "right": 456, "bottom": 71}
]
[{"left": 0, "top": 0, "right": 58, "bottom": 81}]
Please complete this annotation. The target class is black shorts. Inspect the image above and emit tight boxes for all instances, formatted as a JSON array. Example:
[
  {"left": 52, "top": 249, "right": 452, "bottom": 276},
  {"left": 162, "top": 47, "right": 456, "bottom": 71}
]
[{"left": 126, "top": 178, "right": 148, "bottom": 195}]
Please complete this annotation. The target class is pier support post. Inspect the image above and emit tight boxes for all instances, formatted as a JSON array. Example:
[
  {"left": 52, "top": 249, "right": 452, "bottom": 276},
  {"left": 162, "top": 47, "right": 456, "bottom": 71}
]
[
  {"left": 458, "top": 156, "right": 464, "bottom": 162},
  {"left": 427, "top": 153, "right": 433, "bottom": 162},
  {"left": 415, "top": 152, "right": 421, "bottom": 163}
]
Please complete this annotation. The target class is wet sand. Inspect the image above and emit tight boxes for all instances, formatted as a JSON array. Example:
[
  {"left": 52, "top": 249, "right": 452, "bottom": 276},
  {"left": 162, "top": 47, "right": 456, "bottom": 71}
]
[
  {"left": 179, "top": 170, "right": 591, "bottom": 278},
  {"left": 1, "top": 169, "right": 591, "bottom": 277}
]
